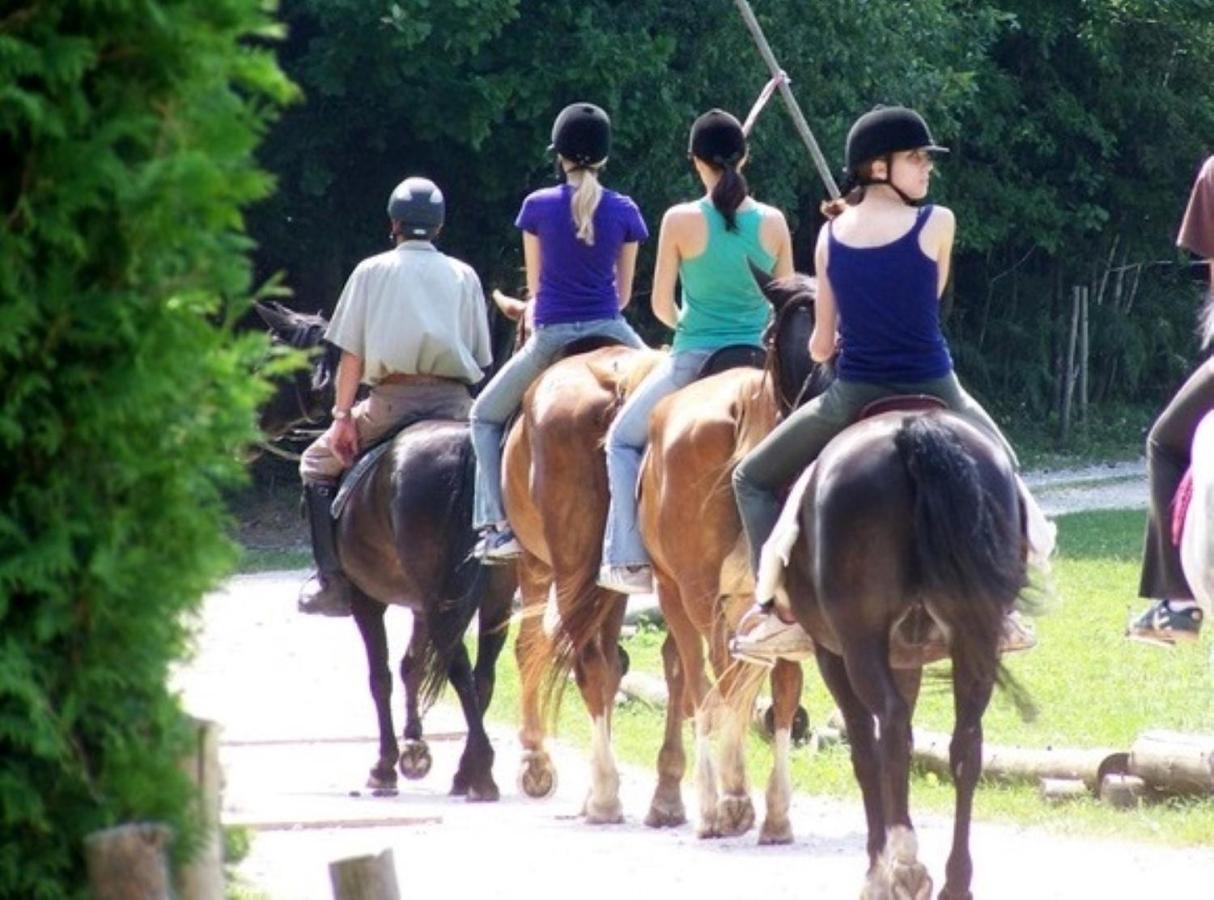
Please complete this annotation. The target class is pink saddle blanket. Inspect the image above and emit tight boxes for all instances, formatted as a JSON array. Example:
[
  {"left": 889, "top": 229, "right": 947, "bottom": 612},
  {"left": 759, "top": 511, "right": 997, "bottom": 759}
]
[{"left": 1172, "top": 469, "right": 1194, "bottom": 548}]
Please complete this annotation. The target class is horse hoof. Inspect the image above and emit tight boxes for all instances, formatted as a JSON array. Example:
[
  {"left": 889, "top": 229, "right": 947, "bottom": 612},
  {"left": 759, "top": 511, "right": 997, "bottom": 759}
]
[
  {"left": 399, "top": 740, "right": 432, "bottom": 780},
  {"left": 518, "top": 751, "right": 557, "bottom": 799},
  {"left": 366, "top": 768, "right": 398, "bottom": 793},
  {"left": 716, "top": 794, "right": 755, "bottom": 836},
  {"left": 937, "top": 889, "right": 971, "bottom": 900},
  {"left": 889, "top": 862, "right": 932, "bottom": 900},
  {"left": 643, "top": 795, "right": 686, "bottom": 829},
  {"left": 583, "top": 800, "right": 624, "bottom": 824},
  {"left": 758, "top": 818, "right": 793, "bottom": 845},
  {"left": 464, "top": 779, "right": 500, "bottom": 803},
  {"left": 791, "top": 705, "right": 811, "bottom": 745}
]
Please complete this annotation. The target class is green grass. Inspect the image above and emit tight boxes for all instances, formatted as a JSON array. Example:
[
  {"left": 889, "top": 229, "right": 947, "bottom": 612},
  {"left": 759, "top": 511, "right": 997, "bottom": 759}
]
[
  {"left": 484, "top": 508, "right": 1214, "bottom": 844},
  {"left": 237, "top": 546, "right": 309, "bottom": 573}
]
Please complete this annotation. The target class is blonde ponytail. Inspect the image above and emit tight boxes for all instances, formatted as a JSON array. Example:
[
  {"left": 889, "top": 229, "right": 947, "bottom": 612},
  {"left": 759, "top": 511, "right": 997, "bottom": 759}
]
[{"left": 570, "top": 165, "right": 604, "bottom": 245}]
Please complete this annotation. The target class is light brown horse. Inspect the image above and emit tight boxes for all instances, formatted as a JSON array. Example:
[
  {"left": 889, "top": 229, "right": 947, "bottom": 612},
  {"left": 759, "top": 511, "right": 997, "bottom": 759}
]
[
  {"left": 637, "top": 273, "right": 826, "bottom": 841},
  {"left": 497, "top": 304, "right": 660, "bottom": 820}
]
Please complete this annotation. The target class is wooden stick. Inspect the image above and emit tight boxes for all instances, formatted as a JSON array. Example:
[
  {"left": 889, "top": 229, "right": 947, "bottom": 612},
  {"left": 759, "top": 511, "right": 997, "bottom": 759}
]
[
  {"left": 84, "top": 823, "right": 173, "bottom": 900},
  {"left": 330, "top": 849, "right": 401, "bottom": 900},
  {"left": 178, "top": 717, "right": 224, "bottom": 900},
  {"left": 1128, "top": 730, "right": 1214, "bottom": 794},
  {"left": 732, "top": 0, "right": 840, "bottom": 198}
]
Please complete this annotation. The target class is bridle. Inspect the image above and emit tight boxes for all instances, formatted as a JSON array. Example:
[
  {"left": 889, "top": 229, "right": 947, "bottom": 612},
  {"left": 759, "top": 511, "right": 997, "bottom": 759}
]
[{"left": 762, "top": 295, "right": 817, "bottom": 415}]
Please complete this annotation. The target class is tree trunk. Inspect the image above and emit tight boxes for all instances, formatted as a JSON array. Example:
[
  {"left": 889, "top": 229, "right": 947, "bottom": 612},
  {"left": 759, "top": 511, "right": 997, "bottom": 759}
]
[
  {"left": 84, "top": 823, "right": 173, "bottom": 900},
  {"left": 330, "top": 849, "right": 401, "bottom": 900},
  {"left": 1059, "top": 285, "right": 1081, "bottom": 440}
]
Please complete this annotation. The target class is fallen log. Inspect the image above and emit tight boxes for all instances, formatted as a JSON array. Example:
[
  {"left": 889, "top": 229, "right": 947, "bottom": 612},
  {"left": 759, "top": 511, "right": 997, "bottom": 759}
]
[
  {"left": 912, "top": 729, "right": 1123, "bottom": 792},
  {"left": 1128, "top": 730, "right": 1214, "bottom": 794}
]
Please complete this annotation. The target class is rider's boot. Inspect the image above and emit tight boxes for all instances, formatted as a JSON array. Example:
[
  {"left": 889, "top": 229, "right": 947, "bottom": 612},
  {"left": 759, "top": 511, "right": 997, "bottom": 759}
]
[{"left": 298, "top": 482, "right": 352, "bottom": 617}]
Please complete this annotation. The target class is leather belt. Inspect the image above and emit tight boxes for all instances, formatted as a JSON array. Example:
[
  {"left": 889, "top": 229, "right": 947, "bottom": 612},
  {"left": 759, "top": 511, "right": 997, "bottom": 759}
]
[{"left": 377, "top": 372, "right": 460, "bottom": 386}]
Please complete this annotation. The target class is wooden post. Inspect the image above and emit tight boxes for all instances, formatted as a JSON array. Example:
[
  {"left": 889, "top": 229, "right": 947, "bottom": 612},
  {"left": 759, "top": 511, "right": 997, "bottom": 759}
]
[
  {"left": 1078, "top": 285, "right": 1089, "bottom": 428},
  {"left": 85, "top": 823, "right": 173, "bottom": 900},
  {"left": 177, "top": 718, "right": 224, "bottom": 900},
  {"left": 1128, "top": 731, "right": 1214, "bottom": 794},
  {"left": 330, "top": 849, "right": 401, "bottom": 900},
  {"left": 1059, "top": 285, "right": 1081, "bottom": 440}
]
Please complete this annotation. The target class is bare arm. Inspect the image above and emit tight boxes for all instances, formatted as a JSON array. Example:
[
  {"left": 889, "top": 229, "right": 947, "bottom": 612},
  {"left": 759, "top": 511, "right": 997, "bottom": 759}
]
[
  {"left": 328, "top": 349, "right": 364, "bottom": 465},
  {"left": 522, "top": 231, "right": 541, "bottom": 301},
  {"left": 651, "top": 208, "right": 682, "bottom": 330},
  {"left": 809, "top": 229, "right": 837, "bottom": 363},
  {"left": 931, "top": 207, "right": 957, "bottom": 299},
  {"left": 764, "top": 208, "right": 795, "bottom": 279},
  {"left": 615, "top": 241, "right": 639, "bottom": 310}
]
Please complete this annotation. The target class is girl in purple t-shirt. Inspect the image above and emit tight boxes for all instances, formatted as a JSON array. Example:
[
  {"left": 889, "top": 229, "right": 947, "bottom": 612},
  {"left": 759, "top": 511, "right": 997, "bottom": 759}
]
[{"left": 471, "top": 102, "right": 649, "bottom": 559}]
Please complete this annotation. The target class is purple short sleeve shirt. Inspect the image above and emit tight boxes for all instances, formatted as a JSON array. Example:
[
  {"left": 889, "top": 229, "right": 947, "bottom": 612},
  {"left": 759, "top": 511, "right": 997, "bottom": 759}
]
[{"left": 515, "top": 184, "right": 648, "bottom": 325}]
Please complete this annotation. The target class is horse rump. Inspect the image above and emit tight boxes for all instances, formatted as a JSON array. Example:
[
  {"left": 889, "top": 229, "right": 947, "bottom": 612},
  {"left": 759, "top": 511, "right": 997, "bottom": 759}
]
[{"left": 893, "top": 414, "right": 1027, "bottom": 694}]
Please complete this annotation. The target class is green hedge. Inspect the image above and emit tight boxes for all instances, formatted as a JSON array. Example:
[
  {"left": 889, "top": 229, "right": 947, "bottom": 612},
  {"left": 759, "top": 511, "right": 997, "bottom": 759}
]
[{"left": 0, "top": 2, "right": 293, "bottom": 895}]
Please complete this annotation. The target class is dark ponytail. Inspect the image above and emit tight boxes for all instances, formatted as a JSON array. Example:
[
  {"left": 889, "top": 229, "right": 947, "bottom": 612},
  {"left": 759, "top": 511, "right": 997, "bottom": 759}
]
[{"left": 712, "top": 161, "right": 748, "bottom": 231}]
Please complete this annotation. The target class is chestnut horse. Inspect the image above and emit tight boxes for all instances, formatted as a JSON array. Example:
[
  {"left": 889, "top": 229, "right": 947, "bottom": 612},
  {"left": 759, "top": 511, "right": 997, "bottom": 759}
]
[
  {"left": 501, "top": 333, "right": 660, "bottom": 820},
  {"left": 777, "top": 407, "right": 1032, "bottom": 898},
  {"left": 256, "top": 300, "right": 519, "bottom": 801},
  {"left": 637, "top": 273, "right": 827, "bottom": 841}
]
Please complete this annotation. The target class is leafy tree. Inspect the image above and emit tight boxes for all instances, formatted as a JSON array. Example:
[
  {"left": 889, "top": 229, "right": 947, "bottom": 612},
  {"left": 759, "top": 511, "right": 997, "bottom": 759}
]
[{"left": 0, "top": 2, "right": 292, "bottom": 894}]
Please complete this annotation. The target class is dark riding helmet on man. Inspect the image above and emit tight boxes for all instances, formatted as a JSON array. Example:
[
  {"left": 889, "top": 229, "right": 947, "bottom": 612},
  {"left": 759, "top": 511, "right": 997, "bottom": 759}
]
[
  {"left": 549, "top": 102, "right": 611, "bottom": 167},
  {"left": 387, "top": 176, "right": 445, "bottom": 239},
  {"left": 843, "top": 106, "right": 948, "bottom": 202}
]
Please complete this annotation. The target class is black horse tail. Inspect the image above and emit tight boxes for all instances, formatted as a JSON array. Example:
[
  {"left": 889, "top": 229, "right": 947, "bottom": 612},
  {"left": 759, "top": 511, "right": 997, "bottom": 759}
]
[
  {"left": 417, "top": 434, "right": 487, "bottom": 711},
  {"left": 894, "top": 416, "right": 1034, "bottom": 717}
]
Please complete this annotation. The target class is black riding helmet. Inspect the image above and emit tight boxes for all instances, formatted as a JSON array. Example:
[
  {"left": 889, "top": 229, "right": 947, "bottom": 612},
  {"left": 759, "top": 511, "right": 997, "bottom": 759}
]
[
  {"left": 387, "top": 177, "right": 445, "bottom": 239},
  {"left": 843, "top": 106, "right": 948, "bottom": 202},
  {"left": 549, "top": 102, "right": 611, "bottom": 167},
  {"left": 688, "top": 108, "right": 747, "bottom": 167}
]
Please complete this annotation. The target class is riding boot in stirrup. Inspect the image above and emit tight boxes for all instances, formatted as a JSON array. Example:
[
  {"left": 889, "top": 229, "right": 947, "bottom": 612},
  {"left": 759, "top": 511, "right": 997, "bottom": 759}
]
[{"left": 299, "top": 482, "right": 352, "bottom": 617}]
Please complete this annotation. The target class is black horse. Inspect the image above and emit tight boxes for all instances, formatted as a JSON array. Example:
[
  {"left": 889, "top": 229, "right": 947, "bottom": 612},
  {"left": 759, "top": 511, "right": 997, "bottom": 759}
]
[
  {"left": 256, "top": 299, "right": 518, "bottom": 800},
  {"left": 780, "top": 403, "right": 1030, "bottom": 898}
]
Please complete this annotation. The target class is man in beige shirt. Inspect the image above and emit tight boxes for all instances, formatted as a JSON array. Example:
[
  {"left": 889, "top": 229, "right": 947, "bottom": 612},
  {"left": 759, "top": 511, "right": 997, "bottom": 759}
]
[{"left": 298, "top": 176, "right": 492, "bottom": 616}]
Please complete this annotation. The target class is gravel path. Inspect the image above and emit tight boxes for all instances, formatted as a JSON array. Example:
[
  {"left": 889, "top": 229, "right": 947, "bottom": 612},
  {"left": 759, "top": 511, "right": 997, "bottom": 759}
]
[{"left": 177, "top": 535, "right": 1214, "bottom": 899}]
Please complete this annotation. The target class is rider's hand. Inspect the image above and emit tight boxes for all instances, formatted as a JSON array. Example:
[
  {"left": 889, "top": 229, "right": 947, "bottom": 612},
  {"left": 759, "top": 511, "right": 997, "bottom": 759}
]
[{"left": 329, "top": 417, "right": 359, "bottom": 467}]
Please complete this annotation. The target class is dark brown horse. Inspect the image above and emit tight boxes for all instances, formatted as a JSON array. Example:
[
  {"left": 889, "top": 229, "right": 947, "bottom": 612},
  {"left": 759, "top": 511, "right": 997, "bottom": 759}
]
[
  {"left": 637, "top": 273, "right": 826, "bottom": 842},
  {"left": 256, "top": 300, "right": 519, "bottom": 801},
  {"left": 779, "top": 407, "right": 1030, "bottom": 899}
]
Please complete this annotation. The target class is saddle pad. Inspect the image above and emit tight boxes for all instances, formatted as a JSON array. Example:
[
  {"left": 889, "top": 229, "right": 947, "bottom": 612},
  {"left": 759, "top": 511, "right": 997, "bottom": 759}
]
[
  {"left": 857, "top": 393, "right": 947, "bottom": 421},
  {"left": 1172, "top": 468, "right": 1194, "bottom": 548}
]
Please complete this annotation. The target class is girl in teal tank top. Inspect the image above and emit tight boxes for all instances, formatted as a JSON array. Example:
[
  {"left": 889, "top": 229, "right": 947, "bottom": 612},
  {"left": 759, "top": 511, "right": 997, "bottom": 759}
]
[
  {"left": 673, "top": 199, "right": 776, "bottom": 352},
  {"left": 598, "top": 109, "right": 793, "bottom": 595}
]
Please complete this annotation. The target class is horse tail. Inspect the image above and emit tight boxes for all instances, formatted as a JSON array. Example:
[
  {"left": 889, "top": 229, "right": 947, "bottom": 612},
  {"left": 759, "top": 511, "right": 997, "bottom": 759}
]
[
  {"left": 540, "top": 562, "right": 621, "bottom": 720},
  {"left": 894, "top": 416, "right": 1033, "bottom": 715},
  {"left": 417, "top": 434, "right": 486, "bottom": 711}
]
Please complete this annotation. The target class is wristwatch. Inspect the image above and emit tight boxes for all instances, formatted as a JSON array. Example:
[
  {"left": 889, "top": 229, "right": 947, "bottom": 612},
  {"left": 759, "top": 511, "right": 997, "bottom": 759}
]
[{"left": 331, "top": 407, "right": 352, "bottom": 421}]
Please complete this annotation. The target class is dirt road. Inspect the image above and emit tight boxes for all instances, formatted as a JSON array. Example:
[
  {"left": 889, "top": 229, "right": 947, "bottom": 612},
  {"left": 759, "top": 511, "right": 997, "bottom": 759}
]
[{"left": 176, "top": 563, "right": 1213, "bottom": 900}]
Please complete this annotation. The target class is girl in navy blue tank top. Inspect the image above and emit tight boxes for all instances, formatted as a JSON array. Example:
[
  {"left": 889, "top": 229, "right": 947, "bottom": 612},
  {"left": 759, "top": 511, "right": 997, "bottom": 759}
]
[{"left": 731, "top": 106, "right": 1046, "bottom": 662}]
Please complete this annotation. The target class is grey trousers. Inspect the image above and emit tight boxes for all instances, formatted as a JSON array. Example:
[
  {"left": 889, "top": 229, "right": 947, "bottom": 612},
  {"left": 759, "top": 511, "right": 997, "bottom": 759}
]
[{"left": 732, "top": 372, "right": 1017, "bottom": 571}]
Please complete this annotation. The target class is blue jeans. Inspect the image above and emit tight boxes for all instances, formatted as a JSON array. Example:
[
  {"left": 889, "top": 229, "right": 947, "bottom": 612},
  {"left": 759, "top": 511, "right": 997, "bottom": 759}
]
[
  {"left": 602, "top": 350, "right": 712, "bottom": 566},
  {"left": 471, "top": 316, "right": 645, "bottom": 529}
]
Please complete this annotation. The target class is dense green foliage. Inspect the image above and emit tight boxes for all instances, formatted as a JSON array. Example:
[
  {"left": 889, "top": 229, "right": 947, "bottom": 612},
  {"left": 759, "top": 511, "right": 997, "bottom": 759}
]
[
  {"left": 252, "top": 0, "right": 1214, "bottom": 439},
  {"left": 0, "top": 2, "right": 292, "bottom": 895}
]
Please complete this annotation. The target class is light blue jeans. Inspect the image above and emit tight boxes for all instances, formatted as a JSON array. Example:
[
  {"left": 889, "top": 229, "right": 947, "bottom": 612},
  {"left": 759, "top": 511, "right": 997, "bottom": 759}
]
[
  {"left": 602, "top": 349, "right": 712, "bottom": 567},
  {"left": 471, "top": 316, "right": 644, "bottom": 529}
]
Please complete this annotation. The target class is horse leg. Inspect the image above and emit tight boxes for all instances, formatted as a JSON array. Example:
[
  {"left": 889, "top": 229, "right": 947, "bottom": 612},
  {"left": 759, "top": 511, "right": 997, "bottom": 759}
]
[
  {"left": 759, "top": 658, "right": 803, "bottom": 845},
  {"left": 515, "top": 552, "right": 558, "bottom": 798},
  {"left": 841, "top": 642, "right": 931, "bottom": 900},
  {"left": 350, "top": 591, "right": 399, "bottom": 792},
  {"left": 448, "top": 639, "right": 499, "bottom": 802},
  {"left": 576, "top": 588, "right": 626, "bottom": 824},
  {"left": 473, "top": 567, "right": 515, "bottom": 714},
  {"left": 814, "top": 647, "right": 883, "bottom": 867},
  {"left": 644, "top": 574, "right": 688, "bottom": 828},
  {"left": 397, "top": 616, "right": 432, "bottom": 781},
  {"left": 938, "top": 669, "right": 994, "bottom": 900},
  {"left": 704, "top": 594, "right": 756, "bottom": 838}
]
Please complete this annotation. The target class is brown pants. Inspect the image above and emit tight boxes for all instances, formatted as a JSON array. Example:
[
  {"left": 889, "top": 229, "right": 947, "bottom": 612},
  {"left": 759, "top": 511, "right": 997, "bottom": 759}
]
[
  {"left": 299, "top": 380, "right": 471, "bottom": 486},
  {"left": 1139, "top": 357, "right": 1214, "bottom": 599}
]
